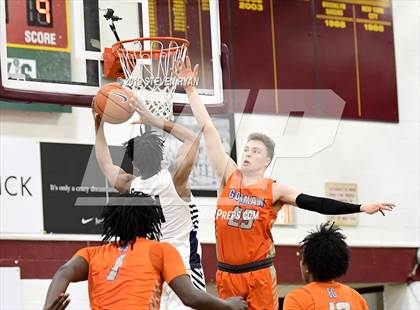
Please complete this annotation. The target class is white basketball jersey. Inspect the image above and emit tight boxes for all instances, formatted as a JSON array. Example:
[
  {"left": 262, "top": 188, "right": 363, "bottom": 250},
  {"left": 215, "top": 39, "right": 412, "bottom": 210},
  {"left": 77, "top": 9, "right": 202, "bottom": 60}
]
[{"left": 130, "top": 169, "right": 200, "bottom": 268}]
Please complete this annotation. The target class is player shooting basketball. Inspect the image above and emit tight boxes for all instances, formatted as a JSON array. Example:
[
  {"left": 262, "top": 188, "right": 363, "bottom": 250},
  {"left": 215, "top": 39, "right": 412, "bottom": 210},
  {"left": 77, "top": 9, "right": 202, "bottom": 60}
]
[
  {"left": 43, "top": 192, "right": 247, "bottom": 310},
  {"left": 174, "top": 56, "right": 395, "bottom": 309},
  {"left": 284, "top": 222, "right": 368, "bottom": 309},
  {"left": 93, "top": 89, "right": 207, "bottom": 309}
]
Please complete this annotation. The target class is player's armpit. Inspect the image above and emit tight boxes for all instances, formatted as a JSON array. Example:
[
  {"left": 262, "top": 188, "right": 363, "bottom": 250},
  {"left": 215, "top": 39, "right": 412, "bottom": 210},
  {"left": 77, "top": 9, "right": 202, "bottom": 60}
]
[
  {"left": 272, "top": 200, "right": 283, "bottom": 213},
  {"left": 222, "top": 157, "right": 238, "bottom": 184}
]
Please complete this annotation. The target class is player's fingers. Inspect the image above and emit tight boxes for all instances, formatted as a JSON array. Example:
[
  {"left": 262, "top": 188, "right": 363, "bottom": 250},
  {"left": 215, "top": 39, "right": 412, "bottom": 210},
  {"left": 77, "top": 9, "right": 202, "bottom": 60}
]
[
  {"left": 186, "top": 56, "right": 192, "bottom": 70},
  {"left": 193, "top": 64, "right": 199, "bottom": 77},
  {"left": 57, "top": 298, "right": 70, "bottom": 310},
  {"left": 128, "top": 102, "right": 139, "bottom": 112},
  {"left": 380, "top": 205, "right": 393, "bottom": 211},
  {"left": 383, "top": 202, "right": 396, "bottom": 208},
  {"left": 51, "top": 294, "right": 68, "bottom": 309},
  {"left": 177, "top": 59, "right": 184, "bottom": 70}
]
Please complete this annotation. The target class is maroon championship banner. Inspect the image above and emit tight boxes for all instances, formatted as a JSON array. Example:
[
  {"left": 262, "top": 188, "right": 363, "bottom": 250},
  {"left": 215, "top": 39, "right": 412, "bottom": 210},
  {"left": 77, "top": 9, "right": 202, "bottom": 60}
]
[{"left": 221, "top": 0, "right": 398, "bottom": 122}]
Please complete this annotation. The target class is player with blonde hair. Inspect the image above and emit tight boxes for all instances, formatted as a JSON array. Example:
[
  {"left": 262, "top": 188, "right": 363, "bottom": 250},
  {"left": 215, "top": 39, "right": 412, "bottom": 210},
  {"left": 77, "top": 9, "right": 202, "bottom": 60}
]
[{"left": 175, "top": 57, "right": 394, "bottom": 309}]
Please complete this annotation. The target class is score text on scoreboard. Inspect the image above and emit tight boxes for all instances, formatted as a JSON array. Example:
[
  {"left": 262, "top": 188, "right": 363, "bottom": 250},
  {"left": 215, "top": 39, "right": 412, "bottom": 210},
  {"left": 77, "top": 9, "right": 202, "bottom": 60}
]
[{"left": 6, "top": 0, "right": 69, "bottom": 52}]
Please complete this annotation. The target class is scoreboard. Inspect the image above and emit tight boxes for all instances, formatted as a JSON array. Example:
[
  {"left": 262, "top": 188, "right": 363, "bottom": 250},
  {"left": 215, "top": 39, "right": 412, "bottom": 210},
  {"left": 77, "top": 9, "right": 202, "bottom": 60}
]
[{"left": 6, "top": 0, "right": 70, "bottom": 51}]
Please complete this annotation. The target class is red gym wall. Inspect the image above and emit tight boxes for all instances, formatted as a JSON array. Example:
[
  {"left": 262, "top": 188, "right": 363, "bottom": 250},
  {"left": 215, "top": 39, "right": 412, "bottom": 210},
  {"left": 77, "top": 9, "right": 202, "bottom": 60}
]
[{"left": 1, "top": 241, "right": 418, "bottom": 284}]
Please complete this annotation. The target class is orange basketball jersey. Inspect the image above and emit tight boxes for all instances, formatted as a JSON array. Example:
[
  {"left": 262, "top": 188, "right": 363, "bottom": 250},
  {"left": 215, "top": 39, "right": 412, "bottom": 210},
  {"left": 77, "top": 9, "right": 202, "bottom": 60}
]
[
  {"left": 216, "top": 170, "right": 277, "bottom": 265},
  {"left": 283, "top": 281, "right": 369, "bottom": 310},
  {"left": 75, "top": 238, "right": 187, "bottom": 310}
]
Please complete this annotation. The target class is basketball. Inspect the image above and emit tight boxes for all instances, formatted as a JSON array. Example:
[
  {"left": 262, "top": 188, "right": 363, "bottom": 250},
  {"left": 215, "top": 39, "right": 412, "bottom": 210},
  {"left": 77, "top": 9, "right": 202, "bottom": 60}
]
[{"left": 93, "top": 83, "right": 135, "bottom": 124}]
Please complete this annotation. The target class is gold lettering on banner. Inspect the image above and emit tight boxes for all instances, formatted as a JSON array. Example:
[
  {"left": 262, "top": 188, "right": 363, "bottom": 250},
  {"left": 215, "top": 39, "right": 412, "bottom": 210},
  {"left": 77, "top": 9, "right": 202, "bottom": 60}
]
[
  {"left": 361, "top": 5, "right": 372, "bottom": 12},
  {"left": 323, "top": 1, "right": 346, "bottom": 9},
  {"left": 372, "top": 7, "right": 384, "bottom": 13},
  {"left": 326, "top": 8, "right": 344, "bottom": 16},
  {"left": 202, "top": 0, "right": 210, "bottom": 11},
  {"left": 239, "top": 0, "right": 264, "bottom": 12},
  {"left": 173, "top": 0, "right": 186, "bottom": 33},
  {"left": 317, "top": 0, "right": 391, "bottom": 34},
  {"left": 323, "top": 1, "right": 346, "bottom": 20}
]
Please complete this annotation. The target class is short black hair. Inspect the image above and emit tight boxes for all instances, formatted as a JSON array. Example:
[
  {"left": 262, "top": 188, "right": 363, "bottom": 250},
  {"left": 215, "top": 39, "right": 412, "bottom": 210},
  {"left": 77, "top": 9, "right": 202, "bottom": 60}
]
[
  {"left": 300, "top": 222, "right": 350, "bottom": 282},
  {"left": 101, "top": 192, "right": 163, "bottom": 247},
  {"left": 124, "top": 132, "right": 164, "bottom": 178}
]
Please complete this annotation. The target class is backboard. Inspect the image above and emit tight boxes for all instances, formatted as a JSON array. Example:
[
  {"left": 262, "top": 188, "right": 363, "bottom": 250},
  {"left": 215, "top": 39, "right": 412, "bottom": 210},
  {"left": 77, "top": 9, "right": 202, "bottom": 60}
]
[{"left": 0, "top": 0, "right": 223, "bottom": 108}]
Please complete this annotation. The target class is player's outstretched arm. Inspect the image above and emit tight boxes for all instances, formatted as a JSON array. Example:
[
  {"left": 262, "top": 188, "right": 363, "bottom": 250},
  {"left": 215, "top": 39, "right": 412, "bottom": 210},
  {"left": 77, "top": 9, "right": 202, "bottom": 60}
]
[
  {"left": 43, "top": 256, "right": 88, "bottom": 310},
  {"left": 93, "top": 111, "right": 133, "bottom": 193},
  {"left": 173, "top": 57, "right": 237, "bottom": 184},
  {"left": 130, "top": 99, "right": 199, "bottom": 194},
  {"left": 170, "top": 275, "right": 247, "bottom": 310},
  {"left": 273, "top": 182, "right": 395, "bottom": 216}
]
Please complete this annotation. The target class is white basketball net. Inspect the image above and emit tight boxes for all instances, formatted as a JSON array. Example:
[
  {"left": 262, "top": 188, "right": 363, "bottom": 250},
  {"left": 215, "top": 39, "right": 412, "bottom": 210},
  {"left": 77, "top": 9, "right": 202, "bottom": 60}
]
[{"left": 115, "top": 38, "right": 188, "bottom": 120}]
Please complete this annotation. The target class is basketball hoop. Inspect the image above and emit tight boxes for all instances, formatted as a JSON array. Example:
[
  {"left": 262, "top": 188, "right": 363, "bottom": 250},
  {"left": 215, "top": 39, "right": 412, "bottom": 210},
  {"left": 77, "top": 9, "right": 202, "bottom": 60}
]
[{"left": 103, "top": 37, "right": 189, "bottom": 120}]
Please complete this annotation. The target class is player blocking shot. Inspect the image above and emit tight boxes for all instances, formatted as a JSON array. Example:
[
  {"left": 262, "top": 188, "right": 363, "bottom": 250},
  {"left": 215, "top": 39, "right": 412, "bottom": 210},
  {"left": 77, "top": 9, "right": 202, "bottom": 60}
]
[
  {"left": 174, "top": 56, "right": 395, "bottom": 310},
  {"left": 92, "top": 87, "right": 212, "bottom": 309},
  {"left": 283, "top": 223, "right": 369, "bottom": 310},
  {"left": 43, "top": 192, "right": 247, "bottom": 310}
]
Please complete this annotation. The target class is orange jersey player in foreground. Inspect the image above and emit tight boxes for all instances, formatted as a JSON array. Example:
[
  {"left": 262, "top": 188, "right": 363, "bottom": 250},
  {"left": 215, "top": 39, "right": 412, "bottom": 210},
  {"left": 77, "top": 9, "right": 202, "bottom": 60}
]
[
  {"left": 284, "top": 223, "right": 368, "bottom": 310},
  {"left": 174, "top": 57, "right": 395, "bottom": 310},
  {"left": 42, "top": 192, "right": 247, "bottom": 310}
]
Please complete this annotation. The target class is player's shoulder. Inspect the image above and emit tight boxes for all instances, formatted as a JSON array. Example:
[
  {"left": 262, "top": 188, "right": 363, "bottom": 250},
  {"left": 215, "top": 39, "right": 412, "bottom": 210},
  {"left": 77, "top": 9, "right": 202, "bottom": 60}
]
[
  {"left": 150, "top": 240, "right": 178, "bottom": 255},
  {"left": 284, "top": 286, "right": 315, "bottom": 310},
  {"left": 344, "top": 284, "right": 368, "bottom": 305},
  {"left": 336, "top": 282, "right": 360, "bottom": 295},
  {"left": 74, "top": 243, "right": 115, "bottom": 260},
  {"left": 149, "top": 241, "right": 182, "bottom": 268}
]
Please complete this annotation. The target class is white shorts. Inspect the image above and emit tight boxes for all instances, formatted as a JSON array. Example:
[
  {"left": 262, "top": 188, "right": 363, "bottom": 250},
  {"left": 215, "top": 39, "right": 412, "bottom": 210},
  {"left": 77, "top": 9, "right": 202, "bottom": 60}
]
[{"left": 160, "top": 267, "right": 206, "bottom": 310}]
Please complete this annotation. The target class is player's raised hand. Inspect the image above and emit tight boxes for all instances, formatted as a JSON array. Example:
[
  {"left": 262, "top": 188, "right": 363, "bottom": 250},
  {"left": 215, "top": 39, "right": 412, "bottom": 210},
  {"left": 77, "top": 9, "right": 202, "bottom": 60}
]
[
  {"left": 225, "top": 296, "right": 248, "bottom": 310},
  {"left": 129, "top": 97, "right": 156, "bottom": 126},
  {"left": 360, "top": 202, "right": 395, "bottom": 216},
  {"left": 173, "top": 56, "right": 199, "bottom": 90},
  {"left": 43, "top": 293, "right": 70, "bottom": 310}
]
